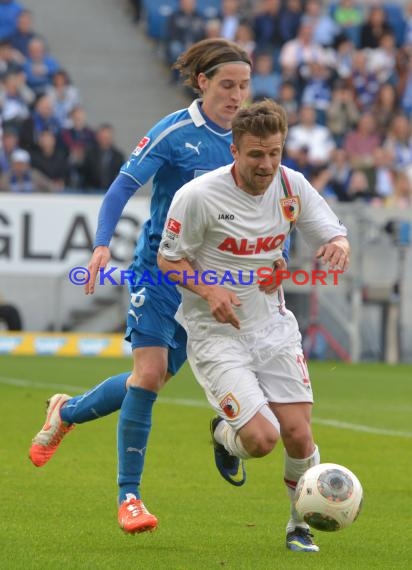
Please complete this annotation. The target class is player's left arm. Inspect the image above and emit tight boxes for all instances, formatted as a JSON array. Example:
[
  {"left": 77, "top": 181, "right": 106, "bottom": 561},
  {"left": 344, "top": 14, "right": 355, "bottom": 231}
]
[{"left": 315, "top": 235, "right": 350, "bottom": 272}]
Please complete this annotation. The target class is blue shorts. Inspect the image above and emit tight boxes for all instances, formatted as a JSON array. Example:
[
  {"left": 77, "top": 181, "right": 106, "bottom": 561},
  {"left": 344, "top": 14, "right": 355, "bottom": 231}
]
[{"left": 125, "top": 282, "right": 187, "bottom": 376}]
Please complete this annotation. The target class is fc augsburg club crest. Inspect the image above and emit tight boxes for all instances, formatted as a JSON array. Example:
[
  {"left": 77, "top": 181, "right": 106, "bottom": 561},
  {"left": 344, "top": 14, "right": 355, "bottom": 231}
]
[
  {"left": 219, "top": 393, "right": 240, "bottom": 419},
  {"left": 280, "top": 196, "right": 301, "bottom": 222}
]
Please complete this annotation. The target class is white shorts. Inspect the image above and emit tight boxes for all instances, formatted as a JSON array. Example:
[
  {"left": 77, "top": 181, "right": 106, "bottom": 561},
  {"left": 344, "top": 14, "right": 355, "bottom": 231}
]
[{"left": 186, "top": 310, "right": 314, "bottom": 431}]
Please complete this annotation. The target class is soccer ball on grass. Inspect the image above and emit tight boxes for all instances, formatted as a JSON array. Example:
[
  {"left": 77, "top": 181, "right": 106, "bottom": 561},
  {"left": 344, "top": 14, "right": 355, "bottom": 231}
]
[{"left": 294, "top": 463, "right": 363, "bottom": 532}]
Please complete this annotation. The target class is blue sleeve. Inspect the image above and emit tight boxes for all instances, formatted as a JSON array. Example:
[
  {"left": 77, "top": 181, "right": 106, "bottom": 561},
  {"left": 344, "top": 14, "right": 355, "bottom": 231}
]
[
  {"left": 94, "top": 172, "right": 140, "bottom": 247},
  {"left": 282, "top": 235, "right": 290, "bottom": 263}
]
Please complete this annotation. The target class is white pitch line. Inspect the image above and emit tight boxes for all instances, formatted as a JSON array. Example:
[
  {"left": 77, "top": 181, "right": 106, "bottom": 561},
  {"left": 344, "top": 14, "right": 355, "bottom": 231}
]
[{"left": 1, "top": 376, "right": 411, "bottom": 439}]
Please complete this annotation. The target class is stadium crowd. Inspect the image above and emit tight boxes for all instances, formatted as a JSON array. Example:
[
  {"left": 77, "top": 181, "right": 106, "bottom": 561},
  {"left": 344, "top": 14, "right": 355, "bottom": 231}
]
[
  {"left": 0, "top": 0, "right": 125, "bottom": 193},
  {"left": 149, "top": 0, "right": 412, "bottom": 208},
  {"left": 2, "top": 0, "right": 412, "bottom": 207}
]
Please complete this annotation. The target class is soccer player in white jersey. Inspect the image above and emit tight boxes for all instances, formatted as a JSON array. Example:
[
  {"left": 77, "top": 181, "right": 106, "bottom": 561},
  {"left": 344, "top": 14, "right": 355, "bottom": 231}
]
[{"left": 158, "top": 99, "right": 350, "bottom": 553}]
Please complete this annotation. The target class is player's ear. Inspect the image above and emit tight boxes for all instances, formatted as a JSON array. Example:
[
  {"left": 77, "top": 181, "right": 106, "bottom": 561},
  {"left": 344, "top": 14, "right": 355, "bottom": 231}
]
[
  {"left": 230, "top": 143, "right": 237, "bottom": 159},
  {"left": 197, "top": 72, "right": 208, "bottom": 92}
]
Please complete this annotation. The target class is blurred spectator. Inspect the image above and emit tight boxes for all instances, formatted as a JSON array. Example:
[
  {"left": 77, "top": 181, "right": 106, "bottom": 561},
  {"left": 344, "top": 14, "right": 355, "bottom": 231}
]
[
  {"left": 343, "top": 112, "right": 381, "bottom": 171},
  {"left": 0, "top": 71, "right": 31, "bottom": 131},
  {"left": 304, "top": 0, "right": 340, "bottom": 47},
  {"left": 367, "top": 31, "right": 397, "bottom": 84},
  {"left": 308, "top": 165, "right": 336, "bottom": 201},
  {"left": 332, "top": 34, "right": 355, "bottom": 80},
  {"left": 385, "top": 170, "right": 412, "bottom": 207},
  {"left": 349, "top": 49, "right": 380, "bottom": 111},
  {"left": 279, "top": 0, "right": 303, "bottom": 45},
  {"left": 277, "top": 80, "right": 299, "bottom": 126},
  {"left": 30, "top": 129, "right": 69, "bottom": 191},
  {"left": 372, "top": 83, "right": 400, "bottom": 138},
  {"left": 61, "top": 106, "right": 95, "bottom": 188},
  {"left": 0, "top": 125, "right": 19, "bottom": 172},
  {"left": 332, "top": 0, "right": 363, "bottom": 47},
  {"left": 326, "top": 80, "right": 360, "bottom": 145},
  {"left": 19, "top": 93, "right": 61, "bottom": 152},
  {"left": 346, "top": 168, "right": 375, "bottom": 201},
  {"left": 82, "top": 123, "right": 125, "bottom": 191},
  {"left": 300, "top": 61, "right": 333, "bottom": 125},
  {"left": 7, "top": 8, "right": 38, "bottom": 57},
  {"left": 164, "top": 0, "right": 206, "bottom": 79},
  {"left": 204, "top": 18, "right": 222, "bottom": 39},
  {"left": 23, "top": 36, "right": 60, "bottom": 95},
  {"left": 0, "top": 38, "right": 24, "bottom": 80},
  {"left": 398, "top": 49, "right": 412, "bottom": 115},
  {"left": 0, "top": 148, "right": 54, "bottom": 192},
  {"left": 286, "top": 105, "right": 335, "bottom": 168},
  {"left": 359, "top": 5, "right": 393, "bottom": 50},
  {"left": 372, "top": 147, "right": 396, "bottom": 202},
  {"left": 0, "top": 0, "right": 23, "bottom": 41},
  {"left": 238, "top": 0, "right": 255, "bottom": 20},
  {"left": 328, "top": 148, "right": 353, "bottom": 202},
  {"left": 233, "top": 20, "right": 255, "bottom": 60},
  {"left": 46, "top": 69, "right": 80, "bottom": 128},
  {"left": 383, "top": 113, "right": 412, "bottom": 180},
  {"left": 404, "top": 0, "right": 412, "bottom": 47},
  {"left": 279, "top": 18, "right": 330, "bottom": 79},
  {"left": 282, "top": 144, "right": 313, "bottom": 179},
  {"left": 251, "top": 51, "right": 281, "bottom": 101},
  {"left": 252, "top": 0, "right": 284, "bottom": 53},
  {"left": 219, "top": 0, "right": 241, "bottom": 41}
]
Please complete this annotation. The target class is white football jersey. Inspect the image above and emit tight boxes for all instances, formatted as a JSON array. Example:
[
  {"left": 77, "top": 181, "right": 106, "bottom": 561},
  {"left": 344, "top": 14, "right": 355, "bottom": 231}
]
[{"left": 159, "top": 163, "right": 347, "bottom": 334}]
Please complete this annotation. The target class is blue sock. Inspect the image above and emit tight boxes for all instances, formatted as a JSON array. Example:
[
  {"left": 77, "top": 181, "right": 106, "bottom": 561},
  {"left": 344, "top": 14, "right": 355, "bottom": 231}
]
[
  {"left": 117, "top": 385, "right": 157, "bottom": 503},
  {"left": 60, "top": 372, "right": 129, "bottom": 424}
]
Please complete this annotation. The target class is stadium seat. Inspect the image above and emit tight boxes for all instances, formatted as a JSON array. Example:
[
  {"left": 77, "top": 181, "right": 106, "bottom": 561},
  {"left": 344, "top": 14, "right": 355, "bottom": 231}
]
[
  {"left": 143, "top": 0, "right": 179, "bottom": 41},
  {"left": 383, "top": 4, "right": 406, "bottom": 46}
]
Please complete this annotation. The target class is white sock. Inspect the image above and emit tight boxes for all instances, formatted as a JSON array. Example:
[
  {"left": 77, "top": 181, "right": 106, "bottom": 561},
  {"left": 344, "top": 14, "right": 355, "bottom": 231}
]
[
  {"left": 214, "top": 419, "right": 251, "bottom": 459},
  {"left": 284, "top": 445, "right": 320, "bottom": 533}
]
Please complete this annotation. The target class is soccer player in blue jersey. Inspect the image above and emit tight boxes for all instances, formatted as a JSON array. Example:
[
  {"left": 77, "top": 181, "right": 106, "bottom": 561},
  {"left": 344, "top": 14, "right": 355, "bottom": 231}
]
[{"left": 29, "top": 38, "right": 257, "bottom": 532}]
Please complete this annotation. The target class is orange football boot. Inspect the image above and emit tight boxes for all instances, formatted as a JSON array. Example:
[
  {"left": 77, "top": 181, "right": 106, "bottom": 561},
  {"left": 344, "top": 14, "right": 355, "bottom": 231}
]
[
  {"left": 118, "top": 495, "right": 158, "bottom": 534},
  {"left": 29, "top": 394, "right": 75, "bottom": 467}
]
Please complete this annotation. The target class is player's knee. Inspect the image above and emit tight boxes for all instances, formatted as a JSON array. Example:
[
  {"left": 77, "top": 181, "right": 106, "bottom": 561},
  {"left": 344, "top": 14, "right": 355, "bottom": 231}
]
[
  {"left": 282, "top": 423, "right": 313, "bottom": 454},
  {"left": 128, "top": 369, "right": 167, "bottom": 392},
  {"left": 244, "top": 430, "right": 279, "bottom": 457}
]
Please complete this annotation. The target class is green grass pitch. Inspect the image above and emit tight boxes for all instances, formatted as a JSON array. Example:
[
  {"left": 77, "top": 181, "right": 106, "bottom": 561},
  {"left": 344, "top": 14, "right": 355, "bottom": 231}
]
[{"left": 0, "top": 356, "right": 411, "bottom": 569}]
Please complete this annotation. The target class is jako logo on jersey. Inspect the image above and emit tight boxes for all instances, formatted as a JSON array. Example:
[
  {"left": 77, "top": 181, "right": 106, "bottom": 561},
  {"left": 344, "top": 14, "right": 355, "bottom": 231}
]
[
  {"left": 280, "top": 196, "right": 301, "bottom": 222},
  {"left": 218, "top": 213, "right": 235, "bottom": 220},
  {"left": 219, "top": 393, "right": 240, "bottom": 419},
  {"left": 185, "top": 141, "right": 202, "bottom": 155},
  {"left": 217, "top": 235, "right": 286, "bottom": 255},
  {"left": 132, "top": 136, "right": 150, "bottom": 156},
  {"left": 167, "top": 218, "right": 182, "bottom": 235}
]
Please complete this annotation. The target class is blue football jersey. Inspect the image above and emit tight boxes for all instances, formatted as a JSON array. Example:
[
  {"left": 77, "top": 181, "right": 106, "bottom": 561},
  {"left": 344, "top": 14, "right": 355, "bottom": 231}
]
[{"left": 121, "top": 100, "right": 233, "bottom": 271}]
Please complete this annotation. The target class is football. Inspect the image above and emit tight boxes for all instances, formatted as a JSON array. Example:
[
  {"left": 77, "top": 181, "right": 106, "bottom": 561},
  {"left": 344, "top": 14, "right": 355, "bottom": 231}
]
[{"left": 294, "top": 463, "right": 363, "bottom": 532}]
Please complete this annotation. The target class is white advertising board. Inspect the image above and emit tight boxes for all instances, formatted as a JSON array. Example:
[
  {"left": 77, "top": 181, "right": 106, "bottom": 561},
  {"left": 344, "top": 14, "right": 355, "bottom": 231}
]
[{"left": 0, "top": 194, "right": 151, "bottom": 275}]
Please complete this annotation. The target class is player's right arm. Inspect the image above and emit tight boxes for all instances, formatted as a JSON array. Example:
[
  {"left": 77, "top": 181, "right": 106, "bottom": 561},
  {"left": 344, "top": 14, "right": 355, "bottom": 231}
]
[
  {"left": 84, "top": 172, "right": 139, "bottom": 294},
  {"left": 157, "top": 182, "right": 241, "bottom": 329},
  {"left": 85, "top": 124, "right": 174, "bottom": 294},
  {"left": 157, "top": 253, "right": 242, "bottom": 329}
]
